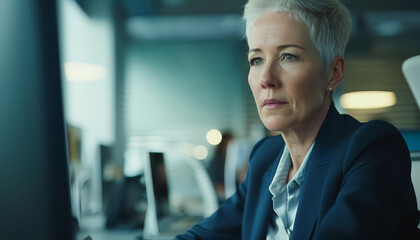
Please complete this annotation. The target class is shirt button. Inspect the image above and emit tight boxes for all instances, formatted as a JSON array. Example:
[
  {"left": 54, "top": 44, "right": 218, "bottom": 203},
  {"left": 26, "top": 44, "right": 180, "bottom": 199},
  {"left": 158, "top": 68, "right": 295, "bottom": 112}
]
[{"left": 289, "top": 182, "right": 296, "bottom": 189}]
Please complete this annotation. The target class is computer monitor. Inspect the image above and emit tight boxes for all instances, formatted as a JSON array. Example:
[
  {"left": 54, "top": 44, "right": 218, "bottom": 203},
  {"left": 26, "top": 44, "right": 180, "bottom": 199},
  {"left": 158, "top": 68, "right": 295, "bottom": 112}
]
[
  {"left": 0, "top": 1, "right": 74, "bottom": 240},
  {"left": 149, "top": 152, "right": 170, "bottom": 218},
  {"left": 142, "top": 152, "right": 172, "bottom": 237}
]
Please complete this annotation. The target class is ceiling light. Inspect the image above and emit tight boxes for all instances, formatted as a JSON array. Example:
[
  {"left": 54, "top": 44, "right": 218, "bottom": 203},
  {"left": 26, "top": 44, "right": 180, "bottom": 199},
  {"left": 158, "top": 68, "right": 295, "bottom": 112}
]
[
  {"left": 340, "top": 91, "right": 397, "bottom": 109},
  {"left": 64, "top": 62, "right": 107, "bottom": 82},
  {"left": 206, "top": 129, "right": 222, "bottom": 145}
]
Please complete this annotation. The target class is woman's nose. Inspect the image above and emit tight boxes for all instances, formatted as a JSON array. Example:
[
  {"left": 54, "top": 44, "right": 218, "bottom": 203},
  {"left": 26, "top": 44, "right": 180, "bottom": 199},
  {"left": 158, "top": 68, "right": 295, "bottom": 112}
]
[{"left": 260, "top": 63, "right": 281, "bottom": 89}]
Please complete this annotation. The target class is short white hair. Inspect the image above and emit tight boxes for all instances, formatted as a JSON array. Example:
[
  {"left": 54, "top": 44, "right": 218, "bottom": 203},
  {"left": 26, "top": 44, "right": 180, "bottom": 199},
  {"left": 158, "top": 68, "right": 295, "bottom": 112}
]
[{"left": 243, "top": 0, "right": 351, "bottom": 75}]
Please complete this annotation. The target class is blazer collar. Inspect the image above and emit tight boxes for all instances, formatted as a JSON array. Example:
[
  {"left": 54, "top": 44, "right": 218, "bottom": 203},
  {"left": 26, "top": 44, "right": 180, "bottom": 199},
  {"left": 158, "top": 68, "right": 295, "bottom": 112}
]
[
  {"left": 250, "top": 144, "right": 285, "bottom": 239},
  {"left": 292, "top": 103, "right": 345, "bottom": 240}
]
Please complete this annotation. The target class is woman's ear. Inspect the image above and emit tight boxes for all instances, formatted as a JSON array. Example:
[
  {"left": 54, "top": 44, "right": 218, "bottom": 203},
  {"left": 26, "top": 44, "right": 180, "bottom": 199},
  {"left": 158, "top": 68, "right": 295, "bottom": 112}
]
[{"left": 327, "top": 56, "right": 345, "bottom": 90}]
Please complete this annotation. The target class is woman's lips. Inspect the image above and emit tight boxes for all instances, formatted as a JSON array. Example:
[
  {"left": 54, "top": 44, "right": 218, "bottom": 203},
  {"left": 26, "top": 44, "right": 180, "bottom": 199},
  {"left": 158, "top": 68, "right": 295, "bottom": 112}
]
[{"left": 263, "top": 99, "right": 288, "bottom": 109}]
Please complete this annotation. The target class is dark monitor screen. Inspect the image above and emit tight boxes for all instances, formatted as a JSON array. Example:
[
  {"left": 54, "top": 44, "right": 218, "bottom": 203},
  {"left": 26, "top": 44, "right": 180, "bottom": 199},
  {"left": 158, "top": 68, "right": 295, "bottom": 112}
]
[
  {"left": 0, "top": 1, "right": 74, "bottom": 240},
  {"left": 149, "top": 152, "right": 170, "bottom": 218}
]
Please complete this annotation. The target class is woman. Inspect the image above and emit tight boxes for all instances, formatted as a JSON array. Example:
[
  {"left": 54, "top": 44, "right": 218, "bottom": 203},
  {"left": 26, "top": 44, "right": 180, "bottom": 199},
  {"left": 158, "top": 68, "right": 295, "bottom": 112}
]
[{"left": 175, "top": 0, "right": 420, "bottom": 239}]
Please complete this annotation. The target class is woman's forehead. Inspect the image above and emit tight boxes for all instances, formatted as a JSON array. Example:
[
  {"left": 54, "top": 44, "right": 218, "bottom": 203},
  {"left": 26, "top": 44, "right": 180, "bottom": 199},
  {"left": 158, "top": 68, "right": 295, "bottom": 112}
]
[{"left": 248, "top": 11, "right": 312, "bottom": 50}]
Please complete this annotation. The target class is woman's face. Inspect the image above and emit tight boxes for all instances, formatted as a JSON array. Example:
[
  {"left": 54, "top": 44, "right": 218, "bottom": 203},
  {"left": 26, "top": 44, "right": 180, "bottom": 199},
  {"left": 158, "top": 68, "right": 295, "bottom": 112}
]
[{"left": 248, "top": 11, "right": 331, "bottom": 132}]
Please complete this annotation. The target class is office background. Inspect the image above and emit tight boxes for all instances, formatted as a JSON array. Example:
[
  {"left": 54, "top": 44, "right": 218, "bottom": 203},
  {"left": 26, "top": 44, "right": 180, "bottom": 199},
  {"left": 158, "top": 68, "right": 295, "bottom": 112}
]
[{"left": 57, "top": 0, "right": 420, "bottom": 237}]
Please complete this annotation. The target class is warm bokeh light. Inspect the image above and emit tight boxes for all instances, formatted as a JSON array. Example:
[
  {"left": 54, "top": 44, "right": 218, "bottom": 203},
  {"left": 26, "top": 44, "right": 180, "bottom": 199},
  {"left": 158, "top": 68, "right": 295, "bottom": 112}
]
[
  {"left": 206, "top": 129, "right": 222, "bottom": 145},
  {"left": 192, "top": 145, "right": 208, "bottom": 160},
  {"left": 64, "top": 62, "right": 107, "bottom": 82},
  {"left": 340, "top": 91, "right": 397, "bottom": 109}
]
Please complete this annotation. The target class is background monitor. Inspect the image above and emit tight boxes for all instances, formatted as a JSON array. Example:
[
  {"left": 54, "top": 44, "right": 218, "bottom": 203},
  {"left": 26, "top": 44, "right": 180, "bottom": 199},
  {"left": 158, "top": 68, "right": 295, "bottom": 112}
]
[
  {"left": 149, "top": 152, "right": 170, "bottom": 218},
  {"left": 0, "top": 1, "right": 74, "bottom": 239},
  {"left": 143, "top": 152, "right": 171, "bottom": 237}
]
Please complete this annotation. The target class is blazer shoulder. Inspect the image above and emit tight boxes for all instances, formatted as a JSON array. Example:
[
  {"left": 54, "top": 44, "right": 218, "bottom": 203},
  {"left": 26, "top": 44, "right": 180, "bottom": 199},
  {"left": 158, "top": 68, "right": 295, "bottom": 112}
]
[
  {"left": 342, "top": 120, "right": 410, "bottom": 169},
  {"left": 349, "top": 120, "right": 406, "bottom": 147}
]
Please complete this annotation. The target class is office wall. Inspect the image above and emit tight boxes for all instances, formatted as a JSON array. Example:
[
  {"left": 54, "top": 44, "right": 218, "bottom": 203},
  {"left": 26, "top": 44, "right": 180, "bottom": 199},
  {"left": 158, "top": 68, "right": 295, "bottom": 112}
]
[
  {"left": 342, "top": 57, "right": 420, "bottom": 129},
  {"left": 58, "top": 0, "right": 115, "bottom": 213},
  {"left": 123, "top": 40, "right": 252, "bottom": 147}
]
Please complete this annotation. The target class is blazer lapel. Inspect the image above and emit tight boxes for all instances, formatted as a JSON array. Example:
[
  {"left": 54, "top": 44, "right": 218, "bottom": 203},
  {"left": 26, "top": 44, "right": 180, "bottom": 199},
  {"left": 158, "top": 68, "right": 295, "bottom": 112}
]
[
  {"left": 249, "top": 145, "right": 284, "bottom": 240},
  {"left": 292, "top": 104, "right": 344, "bottom": 240},
  {"left": 292, "top": 150, "right": 330, "bottom": 240}
]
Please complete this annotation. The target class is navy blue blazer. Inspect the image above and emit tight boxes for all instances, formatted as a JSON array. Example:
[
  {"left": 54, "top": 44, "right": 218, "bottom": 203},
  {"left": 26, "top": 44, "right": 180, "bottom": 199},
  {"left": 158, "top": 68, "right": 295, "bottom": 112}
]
[{"left": 175, "top": 104, "right": 420, "bottom": 240}]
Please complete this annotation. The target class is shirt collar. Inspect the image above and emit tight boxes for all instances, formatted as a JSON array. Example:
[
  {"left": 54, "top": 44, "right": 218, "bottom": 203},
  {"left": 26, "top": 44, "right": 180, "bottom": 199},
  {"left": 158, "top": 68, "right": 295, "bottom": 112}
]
[{"left": 269, "top": 142, "right": 315, "bottom": 196}]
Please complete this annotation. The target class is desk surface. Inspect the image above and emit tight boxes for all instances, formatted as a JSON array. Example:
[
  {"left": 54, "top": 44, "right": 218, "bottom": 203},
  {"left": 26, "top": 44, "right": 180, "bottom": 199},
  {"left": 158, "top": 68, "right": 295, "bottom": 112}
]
[
  {"left": 77, "top": 229, "right": 142, "bottom": 240},
  {"left": 76, "top": 213, "right": 143, "bottom": 240}
]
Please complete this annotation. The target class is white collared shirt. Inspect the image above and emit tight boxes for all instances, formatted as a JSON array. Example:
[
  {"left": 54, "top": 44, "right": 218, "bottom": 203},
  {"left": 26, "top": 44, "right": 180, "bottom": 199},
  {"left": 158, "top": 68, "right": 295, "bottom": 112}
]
[{"left": 266, "top": 143, "right": 314, "bottom": 240}]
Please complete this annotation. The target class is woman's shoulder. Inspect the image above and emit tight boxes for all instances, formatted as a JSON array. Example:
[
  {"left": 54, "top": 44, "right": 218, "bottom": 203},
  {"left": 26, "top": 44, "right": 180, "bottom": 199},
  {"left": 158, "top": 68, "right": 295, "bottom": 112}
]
[
  {"left": 342, "top": 119, "right": 410, "bottom": 163},
  {"left": 337, "top": 111, "right": 404, "bottom": 144},
  {"left": 349, "top": 119, "right": 405, "bottom": 145}
]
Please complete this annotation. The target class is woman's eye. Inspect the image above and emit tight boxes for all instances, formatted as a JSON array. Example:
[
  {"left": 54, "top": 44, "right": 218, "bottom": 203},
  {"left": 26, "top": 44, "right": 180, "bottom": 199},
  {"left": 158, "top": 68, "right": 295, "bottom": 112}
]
[
  {"left": 283, "top": 53, "right": 298, "bottom": 62},
  {"left": 249, "top": 57, "right": 263, "bottom": 66}
]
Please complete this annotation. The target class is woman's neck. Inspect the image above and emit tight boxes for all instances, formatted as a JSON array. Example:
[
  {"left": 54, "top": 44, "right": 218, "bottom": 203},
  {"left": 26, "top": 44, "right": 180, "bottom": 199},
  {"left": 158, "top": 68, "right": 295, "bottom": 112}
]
[{"left": 281, "top": 101, "right": 331, "bottom": 167}]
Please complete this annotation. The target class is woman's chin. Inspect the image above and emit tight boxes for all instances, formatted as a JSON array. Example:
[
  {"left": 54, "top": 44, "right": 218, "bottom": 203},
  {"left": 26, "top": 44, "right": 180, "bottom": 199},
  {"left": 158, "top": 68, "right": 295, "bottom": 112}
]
[{"left": 261, "top": 117, "right": 291, "bottom": 132}]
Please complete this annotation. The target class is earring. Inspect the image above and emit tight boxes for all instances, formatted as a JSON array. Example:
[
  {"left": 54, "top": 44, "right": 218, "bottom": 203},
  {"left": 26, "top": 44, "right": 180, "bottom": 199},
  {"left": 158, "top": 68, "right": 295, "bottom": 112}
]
[{"left": 328, "top": 87, "right": 333, "bottom": 92}]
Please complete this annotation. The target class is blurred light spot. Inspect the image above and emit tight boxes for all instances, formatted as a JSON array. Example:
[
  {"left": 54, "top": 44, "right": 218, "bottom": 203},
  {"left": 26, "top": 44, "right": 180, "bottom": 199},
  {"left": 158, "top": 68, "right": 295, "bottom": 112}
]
[
  {"left": 64, "top": 62, "right": 106, "bottom": 82},
  {"left": 340, "top": 91, "right": 396, "bottom": 109},
  {"left": 206, "top": 129, "right": 222, "bottom": 145},
  {"left": 192, "top": 145, "right": 208, "bottom": 160}
]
